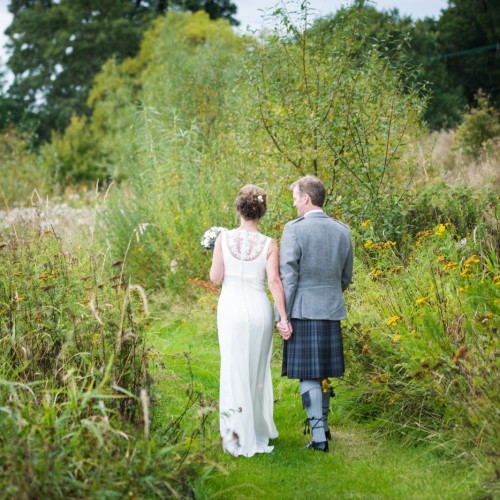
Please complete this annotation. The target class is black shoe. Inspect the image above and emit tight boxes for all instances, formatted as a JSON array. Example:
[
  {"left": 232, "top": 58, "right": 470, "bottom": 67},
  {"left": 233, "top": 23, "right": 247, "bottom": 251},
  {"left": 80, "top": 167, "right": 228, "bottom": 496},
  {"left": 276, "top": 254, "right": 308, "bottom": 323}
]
[
  {"left": 305, "top": 440, "right": 329, "bottom": 452},
  {"left": 325, "top": 430, "right": 332, "bottom": 441}
]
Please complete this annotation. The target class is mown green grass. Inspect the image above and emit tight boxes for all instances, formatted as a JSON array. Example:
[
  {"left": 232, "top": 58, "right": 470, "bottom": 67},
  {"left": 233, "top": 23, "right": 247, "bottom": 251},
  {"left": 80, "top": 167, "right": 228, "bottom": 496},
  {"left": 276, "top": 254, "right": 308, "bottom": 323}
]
[{"left": 149, "top": 299, "right": 492, "bottom": 500}]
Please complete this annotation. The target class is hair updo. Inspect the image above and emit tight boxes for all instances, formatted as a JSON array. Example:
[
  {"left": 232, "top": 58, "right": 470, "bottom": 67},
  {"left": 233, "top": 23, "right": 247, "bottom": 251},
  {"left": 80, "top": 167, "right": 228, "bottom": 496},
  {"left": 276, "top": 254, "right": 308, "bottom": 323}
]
[{"left": 235, "top": 185, "right": 267, "bottom": 221}]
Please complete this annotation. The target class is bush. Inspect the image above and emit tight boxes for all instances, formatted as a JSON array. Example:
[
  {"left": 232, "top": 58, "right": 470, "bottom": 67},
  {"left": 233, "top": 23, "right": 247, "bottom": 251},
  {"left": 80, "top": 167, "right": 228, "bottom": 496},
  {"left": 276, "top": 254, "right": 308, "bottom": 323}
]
[
  {"left": 0, "top": 128, "right": 51, "bottom": 206},
  {"left": 455, "top": 93, "right": 500, "bottom": 159}
]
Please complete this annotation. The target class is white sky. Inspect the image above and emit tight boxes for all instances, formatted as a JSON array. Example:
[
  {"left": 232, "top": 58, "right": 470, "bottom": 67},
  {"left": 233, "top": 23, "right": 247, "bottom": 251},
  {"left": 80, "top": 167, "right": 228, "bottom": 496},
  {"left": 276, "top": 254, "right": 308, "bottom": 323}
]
[
  {"left": 0, "top": 0, "right": 448, "bottom": 77},
  {"left": 234, "top": 0, "right": 448, "bottom": 32}
]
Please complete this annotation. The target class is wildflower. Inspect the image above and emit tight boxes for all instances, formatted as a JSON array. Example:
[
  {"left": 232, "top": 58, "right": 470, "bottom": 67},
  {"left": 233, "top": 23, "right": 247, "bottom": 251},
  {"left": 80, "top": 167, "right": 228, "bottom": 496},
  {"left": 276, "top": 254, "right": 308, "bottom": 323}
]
[
  {"left": 459, "top": 286, "right": 470, "bottom": 292},
  {"left": 409, "top": 329, "right": 416, "bottom": 335},
  {"left": 443, "top": 261, "right": 458, "bottom": 271},
  {"left": 371, "top": 269, "right": 383, "bottom": 280},
  {"left": 383, "top": 241, "right": 397, "bottom": 248},
  {"left": 392, "top": 334, "right": 401, "bottom": 342},
  {"left": 364, "top": 239, "right": 374, "bottom": 249},
  {"left": 415, "top": 297, "right": 428, "bottom": 306},
  {"left": 435, "top": 224, "right": 446, "bottom": 236},
  {"left": 460, "top": 269, "right": 473, "bottom": 278},
  {"left": 460, "top": 238, "right": 467, "bottom": 245},
  {"left": 387, "top": 315, "right": 401, "bottom": 326},
  {"left": 361, "top": 220, "right": 372, "bottom": 228},
  {"left": 321, "top": 378, "right": 334, "bottom": 393},
  {"left": 437, "top": 255, "right": 446, "bottom": 263},
  {"left": 416, "top": 230, "right": 432, "bottom": 240},
  {"left": 361, "top": 344, "right": 369, "bottom": 353},
  {"left": 463, "top": 255, "right": 480, "bottom": 267},
  {"left": 493, "top": 275, "right": 500, "bottom": 286}
]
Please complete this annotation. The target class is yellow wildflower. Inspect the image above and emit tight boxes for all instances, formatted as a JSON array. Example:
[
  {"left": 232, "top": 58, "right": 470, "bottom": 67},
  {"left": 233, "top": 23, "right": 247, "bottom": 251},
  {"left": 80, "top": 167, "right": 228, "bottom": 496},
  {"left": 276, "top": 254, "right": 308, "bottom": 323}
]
[
  {"left": 415, "top": 297, "right": 428, "bottom": 306},
  {"left": 460, "top": 269, "right": 473, "bottom": 278},
  {"left": 437, "top": 255, "right": 446, "bottom": 263},
  {"left": 443, "top": 261, "right": 458, "bottom": 271},
  {"left": 361, "top": 220, "right": 372, "bottom": 228},
  {"left": 493, "top": 275, "right": 500, "bottom": 286},
  {"left": 392, "top": 334, "right": 402, "bottom": 342},
  {"left": 383, "top": 241, "right": 397, "bottom": 248},
  {"left": 387, "top": 315, "right": 401, "bottom": 326},
  {"left": 321, "top": 378, "right": 334, "bottom": 393},
  {"left": 464, "top": 254, "right": 480, "bottom": 267},
  {"left": 364, "top": 239, "right": 374, "bottom": 249},
  {"left": 371, "top": 269, "right": 383, "bottom": 280},
  {"left": 459, "top": 286, "right": 470, "bottom": 292},
  {"left": 435, "top": 224, "right": 446, "bottom": 236}
]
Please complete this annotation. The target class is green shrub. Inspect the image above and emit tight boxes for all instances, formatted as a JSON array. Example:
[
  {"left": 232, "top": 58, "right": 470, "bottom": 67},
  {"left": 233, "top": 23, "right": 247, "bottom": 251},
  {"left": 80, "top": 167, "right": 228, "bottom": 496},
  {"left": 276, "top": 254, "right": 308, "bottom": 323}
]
[
  {"left": 455, "top": 93, "right": 500, "bottom": 159},
  {"left": 0, "top": 128, "right": 51, "bottom": 206},
  {"left": 404, "top": 182, "right": 494, "bottom": 238}
]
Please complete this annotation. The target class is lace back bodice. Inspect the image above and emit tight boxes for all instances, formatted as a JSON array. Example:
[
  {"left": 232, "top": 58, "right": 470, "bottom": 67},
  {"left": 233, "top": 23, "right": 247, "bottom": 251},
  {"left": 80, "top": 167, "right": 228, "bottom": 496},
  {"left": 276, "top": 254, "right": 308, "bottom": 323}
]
[{"left": 225, "top": 230, "right": 269, "bottom": 261}]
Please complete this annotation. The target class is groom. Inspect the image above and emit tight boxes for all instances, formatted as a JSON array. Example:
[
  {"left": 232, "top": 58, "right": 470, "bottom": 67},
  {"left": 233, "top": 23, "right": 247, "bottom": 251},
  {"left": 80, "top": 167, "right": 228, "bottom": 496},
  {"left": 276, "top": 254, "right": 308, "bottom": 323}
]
[{"left": 278, "top": 175, "right": 353, "bottom": 452}]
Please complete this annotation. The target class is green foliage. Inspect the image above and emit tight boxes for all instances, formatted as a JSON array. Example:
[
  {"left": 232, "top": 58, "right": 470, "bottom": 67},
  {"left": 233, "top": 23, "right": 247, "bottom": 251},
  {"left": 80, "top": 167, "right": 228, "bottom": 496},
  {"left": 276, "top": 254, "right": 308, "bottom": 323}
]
[
  {"left": 0, "top": 128, "right": 51, "bottom": 206},
  {"left": 405, "top": 181, "right": 495, "bottom": 238},
  {"left": 248, "top": 4, "right": 425, "bottom": 227},
  {"left": 346, "top": 221, "right": 499, "bottom": 459},
  {"left": 39, "top": 115, "right": 109, "bottom": 186},
  {"left": 455, "top": 93, "right": 500, "bottom": 158},
  {"left": 94, "top": 11, "right": 255, "bottom": 287},
  {"left": 0, "top": 213, "right": 208, "bottom": 497},
  {"left": 5, "top": 0, "right": 238, "bottom": 142}
]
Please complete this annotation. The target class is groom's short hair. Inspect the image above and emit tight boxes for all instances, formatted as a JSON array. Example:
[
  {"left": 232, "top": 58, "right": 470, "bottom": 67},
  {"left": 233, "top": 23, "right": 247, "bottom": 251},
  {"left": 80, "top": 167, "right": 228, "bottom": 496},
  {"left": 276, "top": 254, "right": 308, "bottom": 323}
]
[{"left": 291, "top": 176, "right": 326, "bottom": 207}]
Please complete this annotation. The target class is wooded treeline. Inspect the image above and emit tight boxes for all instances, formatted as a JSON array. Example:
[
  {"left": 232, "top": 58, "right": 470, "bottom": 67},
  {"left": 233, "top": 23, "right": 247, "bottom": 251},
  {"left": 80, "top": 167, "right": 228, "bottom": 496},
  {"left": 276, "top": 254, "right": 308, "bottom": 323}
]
[{"left": 0, "top": 0, "right": 498, "bottom": 147}]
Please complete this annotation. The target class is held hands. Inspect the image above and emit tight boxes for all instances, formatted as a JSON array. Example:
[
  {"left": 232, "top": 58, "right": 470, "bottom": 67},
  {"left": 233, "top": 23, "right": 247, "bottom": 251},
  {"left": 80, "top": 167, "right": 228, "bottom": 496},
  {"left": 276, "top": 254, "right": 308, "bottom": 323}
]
[{"left": 276, "top": 320, "right": 292, "bottom": 341}]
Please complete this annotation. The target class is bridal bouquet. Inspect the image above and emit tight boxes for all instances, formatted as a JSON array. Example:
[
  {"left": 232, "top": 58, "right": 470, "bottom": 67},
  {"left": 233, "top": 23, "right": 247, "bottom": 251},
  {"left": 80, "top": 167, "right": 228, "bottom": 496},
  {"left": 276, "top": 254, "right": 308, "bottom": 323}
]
[{"left": 201, "top": 226, "right": 227, "bottom": 250}]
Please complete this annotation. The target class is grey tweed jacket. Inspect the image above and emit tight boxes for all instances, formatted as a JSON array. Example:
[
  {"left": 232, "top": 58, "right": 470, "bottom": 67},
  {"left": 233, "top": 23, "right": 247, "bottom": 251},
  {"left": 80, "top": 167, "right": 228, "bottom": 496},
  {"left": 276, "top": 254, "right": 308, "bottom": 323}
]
[{"left": 279, "top": 211, "right": 353, "bottom": 321}]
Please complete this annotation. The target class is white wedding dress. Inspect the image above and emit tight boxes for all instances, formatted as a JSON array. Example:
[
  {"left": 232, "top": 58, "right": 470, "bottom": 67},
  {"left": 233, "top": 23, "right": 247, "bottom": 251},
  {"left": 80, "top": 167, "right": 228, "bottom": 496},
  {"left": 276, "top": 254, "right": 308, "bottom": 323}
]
[{"left": 217, "top": 229, "right": 278, "bottom": 457}]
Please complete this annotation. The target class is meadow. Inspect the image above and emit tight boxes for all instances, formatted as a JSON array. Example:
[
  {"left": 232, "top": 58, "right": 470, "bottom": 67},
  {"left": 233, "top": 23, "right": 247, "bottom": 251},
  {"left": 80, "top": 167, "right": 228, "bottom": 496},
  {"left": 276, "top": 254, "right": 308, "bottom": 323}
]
[{"left": 0, "top": 5, "right": 499, "bottom": 499}]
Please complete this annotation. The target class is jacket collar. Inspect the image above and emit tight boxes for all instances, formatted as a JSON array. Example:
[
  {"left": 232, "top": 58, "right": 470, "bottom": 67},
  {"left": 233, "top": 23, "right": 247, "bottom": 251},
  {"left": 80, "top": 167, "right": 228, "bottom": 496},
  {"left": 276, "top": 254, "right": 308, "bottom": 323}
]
[{"left": 304, "top": 211, "right": 328, "bottom": 218}]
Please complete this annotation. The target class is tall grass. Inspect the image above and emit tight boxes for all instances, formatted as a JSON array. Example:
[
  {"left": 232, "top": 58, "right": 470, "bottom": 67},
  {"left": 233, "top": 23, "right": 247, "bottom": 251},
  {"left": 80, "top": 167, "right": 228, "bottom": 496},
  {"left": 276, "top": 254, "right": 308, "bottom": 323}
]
[{"left": 0, "top": 207, "right": 212, "bottom": 497}]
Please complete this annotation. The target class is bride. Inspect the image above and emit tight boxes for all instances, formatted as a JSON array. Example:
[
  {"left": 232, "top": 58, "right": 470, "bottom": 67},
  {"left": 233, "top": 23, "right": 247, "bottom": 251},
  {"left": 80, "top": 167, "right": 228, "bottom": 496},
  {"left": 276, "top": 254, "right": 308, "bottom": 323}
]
[{"left": 210, "top": 185, "right": 291, "bottom": 457}]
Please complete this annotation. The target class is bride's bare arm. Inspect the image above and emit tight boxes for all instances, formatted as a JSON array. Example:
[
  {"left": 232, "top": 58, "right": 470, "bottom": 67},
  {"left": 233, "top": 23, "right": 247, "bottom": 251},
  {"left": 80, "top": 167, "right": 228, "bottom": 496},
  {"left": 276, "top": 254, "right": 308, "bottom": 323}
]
[
  {"left": 209, "top": 235, "right": 224, "bottom": 284},
  {"left": 266, "top": 239, "right": 291, "bottom": 337}
]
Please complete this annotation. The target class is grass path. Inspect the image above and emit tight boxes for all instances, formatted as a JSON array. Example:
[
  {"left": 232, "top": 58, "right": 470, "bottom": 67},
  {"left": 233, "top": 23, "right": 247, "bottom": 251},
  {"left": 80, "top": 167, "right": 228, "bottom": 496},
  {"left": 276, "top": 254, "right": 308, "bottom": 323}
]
[{"left": 149, "top": 302, "right": 489, "bottom": 500}]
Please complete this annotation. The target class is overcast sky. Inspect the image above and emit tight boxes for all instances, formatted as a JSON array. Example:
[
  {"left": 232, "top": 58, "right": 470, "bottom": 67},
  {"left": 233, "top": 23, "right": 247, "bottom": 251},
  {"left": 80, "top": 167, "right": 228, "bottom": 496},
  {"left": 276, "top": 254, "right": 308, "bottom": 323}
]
[{"left": 0, "top": 0, "right": 448, "bottom": 67}]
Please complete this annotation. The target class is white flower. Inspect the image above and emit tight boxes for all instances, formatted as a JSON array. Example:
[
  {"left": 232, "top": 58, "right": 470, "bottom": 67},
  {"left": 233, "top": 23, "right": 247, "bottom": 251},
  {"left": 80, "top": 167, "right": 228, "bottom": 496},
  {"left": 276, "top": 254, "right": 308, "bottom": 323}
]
[{"left": 201, "top": 226, "right": 227, "bottom": 250}]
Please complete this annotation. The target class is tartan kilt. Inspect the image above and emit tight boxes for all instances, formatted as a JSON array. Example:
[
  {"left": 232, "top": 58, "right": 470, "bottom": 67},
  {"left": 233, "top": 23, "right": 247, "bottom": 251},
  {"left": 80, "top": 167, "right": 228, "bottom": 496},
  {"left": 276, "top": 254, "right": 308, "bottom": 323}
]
[{"left": 282, "top": 319, "right": 344, "bottom": 379}]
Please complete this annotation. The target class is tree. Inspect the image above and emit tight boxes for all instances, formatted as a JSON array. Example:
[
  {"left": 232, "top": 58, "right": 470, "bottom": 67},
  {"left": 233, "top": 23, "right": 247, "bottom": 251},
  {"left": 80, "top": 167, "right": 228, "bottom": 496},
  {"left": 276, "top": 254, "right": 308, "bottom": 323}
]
[
  {"left": 437, "top": 0, "right": 500, "bottom": 108},
  {"left": 248, "top": 3, "right": 425, "bottom": 229},
  {"left": 5, "top": 0, "right": 238, "bottom": 142}
]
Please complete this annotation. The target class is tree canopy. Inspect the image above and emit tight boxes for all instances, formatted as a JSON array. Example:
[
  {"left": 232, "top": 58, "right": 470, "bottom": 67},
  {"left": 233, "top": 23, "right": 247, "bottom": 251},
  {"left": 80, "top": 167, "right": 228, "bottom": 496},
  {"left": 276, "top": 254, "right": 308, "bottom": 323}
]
[{"left": 5, "top": 0, "right": 238, "bottom": 141}]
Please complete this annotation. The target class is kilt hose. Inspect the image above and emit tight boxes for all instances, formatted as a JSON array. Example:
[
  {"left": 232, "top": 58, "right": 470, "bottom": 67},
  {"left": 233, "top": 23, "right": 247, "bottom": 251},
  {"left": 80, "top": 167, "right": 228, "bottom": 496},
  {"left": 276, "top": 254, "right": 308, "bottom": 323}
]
[{"left": 282, "top": 319, "right": 344, "bottom": 379}]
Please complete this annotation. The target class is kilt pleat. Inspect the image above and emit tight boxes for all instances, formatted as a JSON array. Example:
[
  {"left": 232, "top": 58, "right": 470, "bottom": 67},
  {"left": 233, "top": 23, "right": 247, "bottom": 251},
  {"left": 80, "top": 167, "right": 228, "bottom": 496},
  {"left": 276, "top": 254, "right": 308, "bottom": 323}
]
[{"left": 282, "top": 319, "right": 344, "bottom": 379}]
